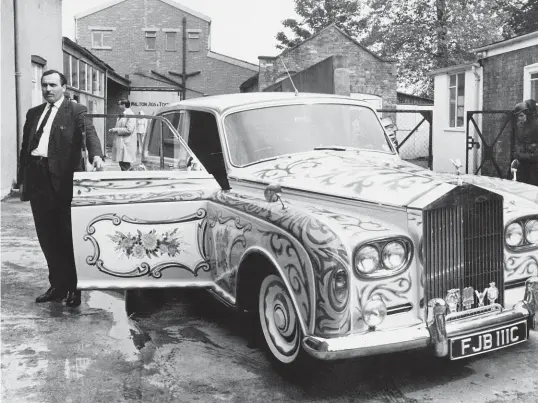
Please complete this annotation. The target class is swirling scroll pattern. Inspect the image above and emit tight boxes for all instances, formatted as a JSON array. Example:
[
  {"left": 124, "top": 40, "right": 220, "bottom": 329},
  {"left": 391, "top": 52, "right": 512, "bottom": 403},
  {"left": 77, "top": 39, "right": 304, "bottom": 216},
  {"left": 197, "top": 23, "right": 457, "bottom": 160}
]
[
  {"left": 72, "top": 189, "right": 209, "bottom": 206},
  {"left": 75, "top": 178, "right": 205, "bottom": 192},
  {"left": 83, "top": 210, "right": 209, "bottom": 278},
  {"left": 212, "top": 191, "right": 351, "bottom": 337},
  {"left": 505, "top": 254, "right": 538, "bottom": 279},
  {"left": 259, "top": 230, "right": 311, "bottom": 326},
  {"left": 303, "top": 206, "right": 389, "bottom": 238},
  {"left": 250, "top": 153, "right": 441, "bottom": 203},
  {"left": 207, "top": 211, "right": 252, "bottom": 295},
  {"left": 354, "top": 271, "right": 413, "bottom": 329}
]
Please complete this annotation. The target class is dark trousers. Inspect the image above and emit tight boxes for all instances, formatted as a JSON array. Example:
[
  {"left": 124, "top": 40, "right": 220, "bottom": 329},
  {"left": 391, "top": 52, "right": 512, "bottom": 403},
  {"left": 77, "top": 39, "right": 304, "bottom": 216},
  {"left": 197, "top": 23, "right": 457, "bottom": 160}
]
[
  {"left": 27, "top": 157, "right": 77, "bottom": 291},
  {"left": 518, "top": 161, "right": 538, "bottom": 186},
  {"left": 119, "top": 161, "right": 131, "bottom": 171}
]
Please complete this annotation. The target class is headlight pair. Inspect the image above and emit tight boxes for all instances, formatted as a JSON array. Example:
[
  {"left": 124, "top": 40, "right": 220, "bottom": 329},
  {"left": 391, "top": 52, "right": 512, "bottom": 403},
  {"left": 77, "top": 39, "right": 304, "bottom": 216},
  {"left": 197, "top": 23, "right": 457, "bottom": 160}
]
[
  {"left": 505, "top": 217, "right": 538, "bottom": 250},
  {"left": 354, "top": 238, "right": 413, "bottom": 279}
]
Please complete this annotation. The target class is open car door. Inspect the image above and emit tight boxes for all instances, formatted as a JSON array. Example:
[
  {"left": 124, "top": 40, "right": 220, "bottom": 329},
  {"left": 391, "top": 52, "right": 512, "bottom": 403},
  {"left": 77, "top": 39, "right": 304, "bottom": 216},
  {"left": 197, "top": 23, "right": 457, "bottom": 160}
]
[{"left": 73, "top": 112, "right": 222, "bottom": 290}]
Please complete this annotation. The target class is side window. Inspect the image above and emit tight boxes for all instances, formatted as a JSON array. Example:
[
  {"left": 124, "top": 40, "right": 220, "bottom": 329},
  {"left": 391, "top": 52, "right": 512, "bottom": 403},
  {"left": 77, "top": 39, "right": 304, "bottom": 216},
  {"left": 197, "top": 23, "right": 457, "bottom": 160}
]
[
  {"left": 145, "top": 112, "right": 192, "bottom": 171},
  {"left": 184, "top": 110, "right": 229, "bottom": 189}
]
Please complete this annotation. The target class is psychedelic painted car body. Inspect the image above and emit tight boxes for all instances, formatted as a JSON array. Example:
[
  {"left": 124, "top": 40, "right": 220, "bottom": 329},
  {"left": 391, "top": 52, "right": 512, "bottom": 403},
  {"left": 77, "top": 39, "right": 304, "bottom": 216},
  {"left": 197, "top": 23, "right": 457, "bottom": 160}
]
[{"left": 72, "top": 93, "right": 538, "bottom": 365}]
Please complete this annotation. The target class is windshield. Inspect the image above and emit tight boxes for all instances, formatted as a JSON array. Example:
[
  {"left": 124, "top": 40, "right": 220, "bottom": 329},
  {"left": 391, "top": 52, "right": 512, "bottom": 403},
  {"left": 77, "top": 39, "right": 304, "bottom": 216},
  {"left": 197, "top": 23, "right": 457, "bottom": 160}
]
[{"left": 223, "top": 103, "right": 393, "bottom": 166}]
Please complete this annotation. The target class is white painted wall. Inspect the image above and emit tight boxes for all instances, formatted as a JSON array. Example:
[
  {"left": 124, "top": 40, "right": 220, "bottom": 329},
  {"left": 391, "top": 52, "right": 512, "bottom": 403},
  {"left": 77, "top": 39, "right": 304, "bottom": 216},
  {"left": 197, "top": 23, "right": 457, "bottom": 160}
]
[
  {"left": 2, "top": 0, "right": 17, "bottom": 198},
  {"left": 431, "top": 67, "right": 483, "bottom": 174},
  {"left": 1, "top": 0, "right": 63, "bottom": 199}
]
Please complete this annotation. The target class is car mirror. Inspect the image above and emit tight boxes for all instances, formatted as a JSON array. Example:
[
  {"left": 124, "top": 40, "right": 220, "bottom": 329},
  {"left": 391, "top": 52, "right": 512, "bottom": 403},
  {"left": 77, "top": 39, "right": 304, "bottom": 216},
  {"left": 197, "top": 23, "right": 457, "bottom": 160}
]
[{"left": 264, "top": 184, "right": 286, "bottom": 210}]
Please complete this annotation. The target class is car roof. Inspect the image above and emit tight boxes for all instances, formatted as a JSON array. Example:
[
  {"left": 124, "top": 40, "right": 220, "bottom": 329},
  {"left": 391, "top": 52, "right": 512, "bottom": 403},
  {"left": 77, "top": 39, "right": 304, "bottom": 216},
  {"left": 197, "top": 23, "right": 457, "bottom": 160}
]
[{"left": 158, "top": 92, "right": 371, "bottom": 114}]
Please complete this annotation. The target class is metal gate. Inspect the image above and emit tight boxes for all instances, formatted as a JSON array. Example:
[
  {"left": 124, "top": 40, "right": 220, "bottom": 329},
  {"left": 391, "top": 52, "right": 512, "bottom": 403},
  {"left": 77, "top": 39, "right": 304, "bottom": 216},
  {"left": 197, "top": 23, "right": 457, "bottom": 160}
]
[
  {"left": 466, "top": 110, "right": 517, "bottom": 178},
  {"left": 378, "top": 109, "right": 433, "bottom": 170}
]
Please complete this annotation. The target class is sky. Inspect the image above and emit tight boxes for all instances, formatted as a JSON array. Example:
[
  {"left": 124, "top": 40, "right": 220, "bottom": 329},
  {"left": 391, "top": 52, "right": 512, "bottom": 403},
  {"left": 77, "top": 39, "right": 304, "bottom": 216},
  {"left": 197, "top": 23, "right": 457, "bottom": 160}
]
[{"left": 62, "top": 0, "right": 298, "bottom": 64}]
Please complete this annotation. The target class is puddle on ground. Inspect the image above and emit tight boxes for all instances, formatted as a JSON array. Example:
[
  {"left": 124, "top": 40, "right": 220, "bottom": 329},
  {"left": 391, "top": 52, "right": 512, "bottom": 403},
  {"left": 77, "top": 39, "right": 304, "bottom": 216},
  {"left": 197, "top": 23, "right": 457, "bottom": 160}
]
[
  {"left": 1, "top": 340, "right": 49, "bottom": 391},
  {"left": 163, "top": 325, "right": 222, "bottom": 349},
  {"left": 86, "top": 291, "right": 143, "bottom": 362},
  {"left": 64, "top": 357, "right": 93, "bottom": 380}
]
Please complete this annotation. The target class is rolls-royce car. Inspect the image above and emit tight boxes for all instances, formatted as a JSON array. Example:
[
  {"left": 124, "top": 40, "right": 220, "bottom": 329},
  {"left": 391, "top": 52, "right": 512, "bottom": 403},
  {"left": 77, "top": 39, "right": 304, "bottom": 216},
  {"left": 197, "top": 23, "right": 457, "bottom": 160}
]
[{"left": 72, "top": 93, "right": 537, "bottom": 369}]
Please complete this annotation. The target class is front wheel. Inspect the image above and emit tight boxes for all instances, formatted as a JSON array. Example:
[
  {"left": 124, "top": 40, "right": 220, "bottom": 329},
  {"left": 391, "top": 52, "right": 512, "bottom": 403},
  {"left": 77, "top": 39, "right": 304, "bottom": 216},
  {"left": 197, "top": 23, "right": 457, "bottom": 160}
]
[{"left": 258, "top": 274, "right": 303, "bottom": 366}]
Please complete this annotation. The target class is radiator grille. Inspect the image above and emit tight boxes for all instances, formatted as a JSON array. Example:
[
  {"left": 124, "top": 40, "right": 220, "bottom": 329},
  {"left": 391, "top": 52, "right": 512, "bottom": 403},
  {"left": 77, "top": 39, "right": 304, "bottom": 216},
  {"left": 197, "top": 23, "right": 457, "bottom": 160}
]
[{"left": 422, "top": 187, "right": 504, "bottom": 310}]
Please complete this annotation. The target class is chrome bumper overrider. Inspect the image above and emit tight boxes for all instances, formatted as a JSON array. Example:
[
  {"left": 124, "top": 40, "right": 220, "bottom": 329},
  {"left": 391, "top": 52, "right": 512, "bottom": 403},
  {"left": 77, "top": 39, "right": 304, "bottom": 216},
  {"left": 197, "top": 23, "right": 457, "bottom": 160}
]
[{"left": 302, "top": 277, "right": 538, "bottom": 361}]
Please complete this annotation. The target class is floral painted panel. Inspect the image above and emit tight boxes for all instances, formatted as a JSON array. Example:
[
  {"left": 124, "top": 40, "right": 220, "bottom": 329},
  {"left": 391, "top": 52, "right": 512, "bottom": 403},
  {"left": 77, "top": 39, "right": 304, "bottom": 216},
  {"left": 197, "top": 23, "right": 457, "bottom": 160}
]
[{"left": 80, "top": 208, "right": 210, "bottom": 281}]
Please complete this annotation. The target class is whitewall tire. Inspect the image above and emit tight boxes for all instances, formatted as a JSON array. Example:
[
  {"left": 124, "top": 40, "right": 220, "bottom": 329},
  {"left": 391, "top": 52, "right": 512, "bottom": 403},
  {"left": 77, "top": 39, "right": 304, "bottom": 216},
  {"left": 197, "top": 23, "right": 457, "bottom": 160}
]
[{"left": 258, "top": 274, "right": 301, "bottom": 364}]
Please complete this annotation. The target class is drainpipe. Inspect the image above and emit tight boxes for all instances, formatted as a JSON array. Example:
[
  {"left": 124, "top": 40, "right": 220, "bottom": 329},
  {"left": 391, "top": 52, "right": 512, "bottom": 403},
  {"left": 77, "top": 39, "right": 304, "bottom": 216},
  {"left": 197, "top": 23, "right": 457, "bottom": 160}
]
[
  {"left": 104, "top": 69, "right": 108, "bottom": 157},
  {"left": 13, "top": 0, "right": 22, "bottom": 183},
  {"left": 471, "top": 63, "right": 481, "bottom": 173},
  {"left": 182, "top": 17, "right": 187, "bottom": 100}
]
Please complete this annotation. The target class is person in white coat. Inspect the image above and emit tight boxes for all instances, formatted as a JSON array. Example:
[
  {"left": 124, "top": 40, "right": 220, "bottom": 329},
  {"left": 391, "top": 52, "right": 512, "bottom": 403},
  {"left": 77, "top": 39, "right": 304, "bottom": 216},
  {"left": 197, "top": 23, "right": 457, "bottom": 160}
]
[
  {"left": 109, "top": 99, "right": 137, "bottom": 171},
  {"left": 136, "top": 110, "right": 148, "bottom": 154}
]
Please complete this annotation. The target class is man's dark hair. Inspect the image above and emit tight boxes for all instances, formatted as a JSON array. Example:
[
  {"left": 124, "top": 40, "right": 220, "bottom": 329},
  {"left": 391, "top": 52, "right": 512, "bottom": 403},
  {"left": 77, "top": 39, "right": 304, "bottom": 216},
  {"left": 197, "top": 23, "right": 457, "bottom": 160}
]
[
  {"left": 41, "top": 69, "right": 67, "bottom": 86},
  {"left": 118, "top": 99, "right": 131, "bottom": 108}
]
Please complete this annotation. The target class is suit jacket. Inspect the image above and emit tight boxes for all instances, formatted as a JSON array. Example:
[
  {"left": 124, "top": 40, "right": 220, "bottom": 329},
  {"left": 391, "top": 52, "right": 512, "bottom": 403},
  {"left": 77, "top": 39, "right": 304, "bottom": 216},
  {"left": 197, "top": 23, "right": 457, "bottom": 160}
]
[{"left": 18, "top": 98, "right": 103, "bottom": 202}]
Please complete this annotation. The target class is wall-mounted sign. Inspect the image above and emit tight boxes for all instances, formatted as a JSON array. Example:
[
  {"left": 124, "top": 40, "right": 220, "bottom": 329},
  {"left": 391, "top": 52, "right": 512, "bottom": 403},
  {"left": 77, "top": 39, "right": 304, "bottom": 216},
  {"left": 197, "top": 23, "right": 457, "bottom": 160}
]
[{"left": 128, "top": 91, "right": 182, "bottom": 115}]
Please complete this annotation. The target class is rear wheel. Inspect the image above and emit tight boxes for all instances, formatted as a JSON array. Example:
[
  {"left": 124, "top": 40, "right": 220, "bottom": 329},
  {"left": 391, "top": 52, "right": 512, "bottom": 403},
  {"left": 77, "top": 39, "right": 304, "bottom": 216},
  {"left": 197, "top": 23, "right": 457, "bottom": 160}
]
[{"left": 258, "top": 274, "right": 303, "bottom": 365}]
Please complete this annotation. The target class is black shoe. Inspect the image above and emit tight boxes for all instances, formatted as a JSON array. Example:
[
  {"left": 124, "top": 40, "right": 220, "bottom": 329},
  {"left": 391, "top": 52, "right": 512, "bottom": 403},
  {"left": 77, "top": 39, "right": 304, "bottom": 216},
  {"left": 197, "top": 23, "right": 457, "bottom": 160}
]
[
  {"left": 65, "top": 290, "right": 82, "bottom": 307},
  {"left": 36, "top": 287, "right": 66, "bottom": 303}
]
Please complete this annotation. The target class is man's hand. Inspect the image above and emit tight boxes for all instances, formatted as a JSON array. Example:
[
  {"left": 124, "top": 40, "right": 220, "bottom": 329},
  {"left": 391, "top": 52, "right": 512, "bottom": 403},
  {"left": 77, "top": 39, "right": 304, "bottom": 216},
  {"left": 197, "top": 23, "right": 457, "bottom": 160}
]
[{"left": 92, "top": 156, "right": 104, "bottom": 171}]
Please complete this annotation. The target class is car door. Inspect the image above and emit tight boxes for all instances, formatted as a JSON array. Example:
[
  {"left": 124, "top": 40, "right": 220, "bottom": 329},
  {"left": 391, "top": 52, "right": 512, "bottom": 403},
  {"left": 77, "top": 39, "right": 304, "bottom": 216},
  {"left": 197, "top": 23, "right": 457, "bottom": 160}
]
[{"left": 72, "top": 112, "right": 222, "bottom": 290}]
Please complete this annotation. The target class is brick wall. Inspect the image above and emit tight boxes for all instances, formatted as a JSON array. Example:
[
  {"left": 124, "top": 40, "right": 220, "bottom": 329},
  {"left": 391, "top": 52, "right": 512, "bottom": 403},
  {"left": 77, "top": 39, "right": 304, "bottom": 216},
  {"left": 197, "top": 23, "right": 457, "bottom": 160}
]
[
  {"left": 480, "top": 45, "right": 538, "bottom": 177},
  {"left": 482, "top": 45, "right": 538, "bottom": 110},
  {"left": 258, "top": 25, "right": 397, "bottom": 108},
  {"left": 76, "top": 0, "right": 257, "bottom": 98}
]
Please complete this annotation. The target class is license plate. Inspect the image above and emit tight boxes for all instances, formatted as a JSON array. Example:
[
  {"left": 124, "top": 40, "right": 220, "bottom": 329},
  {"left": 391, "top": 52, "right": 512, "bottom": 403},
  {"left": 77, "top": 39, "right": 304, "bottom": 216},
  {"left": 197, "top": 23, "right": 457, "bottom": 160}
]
[{"left": 450, "top": 321, "right": 527, "bottom": 360}]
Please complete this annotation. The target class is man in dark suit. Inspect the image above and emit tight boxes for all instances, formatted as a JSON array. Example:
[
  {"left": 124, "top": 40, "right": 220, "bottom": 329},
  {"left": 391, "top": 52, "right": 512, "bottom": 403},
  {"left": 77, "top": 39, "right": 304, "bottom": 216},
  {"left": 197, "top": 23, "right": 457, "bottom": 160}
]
[
  {"left": 513, "top": 99, "right": 538, "bottom": 186},
  {"left": 18, "top": 70, "right": 104, "bottom": 307}
]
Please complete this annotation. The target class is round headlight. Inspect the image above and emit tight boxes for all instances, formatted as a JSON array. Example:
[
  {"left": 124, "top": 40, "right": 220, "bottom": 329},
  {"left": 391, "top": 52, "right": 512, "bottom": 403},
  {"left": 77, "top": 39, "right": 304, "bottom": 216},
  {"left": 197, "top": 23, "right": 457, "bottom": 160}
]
[
  {"left": 525, "top": 220, "right": 538, "bottom": 244},
  {"left": 330, "top": 269, "right": 349, "bottom": 306},
  {"left": 362, "top": 298, "right": 387, "bottom": 328},
  {"left": 506, "top": 222, "right": 523, "bottom": 247},
  {"left": 382, "top": 241, "right": 406, "bottom": 270},
  {"left": 355, "top": 245, "right": 380, "bottom": 274}
]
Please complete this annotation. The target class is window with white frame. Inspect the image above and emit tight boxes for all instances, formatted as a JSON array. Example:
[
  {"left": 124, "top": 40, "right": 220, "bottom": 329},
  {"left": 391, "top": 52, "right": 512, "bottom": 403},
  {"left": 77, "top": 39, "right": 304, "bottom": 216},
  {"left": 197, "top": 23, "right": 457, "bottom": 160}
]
[
  {"left": 523, "top": 63, "right": 538, "bottom": 101},
  {"left": 100, "top": 71, "right": 104, "bottom": 96},
  {"left": 87, "top": 66, "right": 92, "bottom": 94},
  {"left": 80, "top": 62, "right": 87, "bottom": 91},
  {"left": 71, "top": 56, "right": 78, "bottom": 89},
  {"left": 146, "top": 31, "right": 157, "bottom": 50},
  {"left": 92, "top": 68, "right": 99, "bottom": 95},
  {"left": 31, "top": 62, "right": 44, "bottom": 107},
  {"left": 63, "top": 53, "right": 71, "bottom": 86},
  {"left": 187, "top": 31, "right": 200, "bottom": 52},
  {"left": 166, "top": 32, "right": 177, "bottom": 51},
  {"left": 449, "top": 72, "right": 465, "bottom": 127},
  {"left": 91, "top": 31, "right": 112, "bottom": 49}
]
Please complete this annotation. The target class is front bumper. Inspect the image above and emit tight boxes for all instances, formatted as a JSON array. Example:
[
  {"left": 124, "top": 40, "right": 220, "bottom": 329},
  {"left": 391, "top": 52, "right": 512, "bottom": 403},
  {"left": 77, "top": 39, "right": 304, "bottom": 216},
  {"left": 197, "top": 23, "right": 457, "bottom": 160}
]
[{"left": 303, "top": 277, "right": 538, "bottom": 361}]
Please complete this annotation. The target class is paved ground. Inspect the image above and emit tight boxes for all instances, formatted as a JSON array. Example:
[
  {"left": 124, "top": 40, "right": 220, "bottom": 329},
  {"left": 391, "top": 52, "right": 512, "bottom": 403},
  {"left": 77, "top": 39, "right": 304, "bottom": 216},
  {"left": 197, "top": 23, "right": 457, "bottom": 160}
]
[{"left": 1, "top": 196, "right": 537, "bottom": 403}]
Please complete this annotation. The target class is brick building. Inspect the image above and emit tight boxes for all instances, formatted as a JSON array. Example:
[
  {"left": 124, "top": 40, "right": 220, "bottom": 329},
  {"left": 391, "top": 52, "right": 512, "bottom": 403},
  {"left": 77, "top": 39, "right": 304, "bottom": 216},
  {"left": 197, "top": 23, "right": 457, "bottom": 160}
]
[
  {"left": 240, "top": 24, "right": 398, "bottom": 109},
  {"left": 74, "top": 0, "right": 258, "bottom": 109},
  {"left": 428, "top": 31, "right": 538, "bottom": 175}
]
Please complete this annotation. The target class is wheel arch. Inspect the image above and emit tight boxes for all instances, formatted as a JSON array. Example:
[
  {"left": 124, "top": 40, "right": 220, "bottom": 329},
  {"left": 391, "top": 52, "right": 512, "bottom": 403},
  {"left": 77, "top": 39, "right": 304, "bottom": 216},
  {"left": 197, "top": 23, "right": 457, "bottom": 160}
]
[{"left": 235, "top": 247, "right": 309, "bottom": 336}]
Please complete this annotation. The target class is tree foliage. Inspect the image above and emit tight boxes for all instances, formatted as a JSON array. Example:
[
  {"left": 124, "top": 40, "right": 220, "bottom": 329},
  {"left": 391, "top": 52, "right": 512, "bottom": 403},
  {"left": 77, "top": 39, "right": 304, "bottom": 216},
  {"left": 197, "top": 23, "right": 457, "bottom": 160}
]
[
  {"left": 277, "top": 0, "right": 521, "bottom": 97},
  {"left": 275, "top": 0, "right": 366, "bottom": 49},
  {"left": 362, "top": 0, "right": 512, "bottom": 96},
  {"left": 502, "top": 0, "right": 538, "bottom": 36}
]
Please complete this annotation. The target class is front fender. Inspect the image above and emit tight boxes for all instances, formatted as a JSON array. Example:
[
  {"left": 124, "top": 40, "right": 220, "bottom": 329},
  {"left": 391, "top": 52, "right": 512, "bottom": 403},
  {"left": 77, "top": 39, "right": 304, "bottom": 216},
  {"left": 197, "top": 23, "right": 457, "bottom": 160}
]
[{"left": 210, "top": 190, "right": 352, "bottom": 337}]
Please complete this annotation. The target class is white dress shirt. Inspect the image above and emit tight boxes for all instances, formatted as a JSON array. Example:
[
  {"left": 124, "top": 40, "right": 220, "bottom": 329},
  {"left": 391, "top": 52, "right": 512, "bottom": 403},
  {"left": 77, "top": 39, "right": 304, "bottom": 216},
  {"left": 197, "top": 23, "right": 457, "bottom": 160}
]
[{"left": 31, "top": 96, "right": 64, "bottom": 157}]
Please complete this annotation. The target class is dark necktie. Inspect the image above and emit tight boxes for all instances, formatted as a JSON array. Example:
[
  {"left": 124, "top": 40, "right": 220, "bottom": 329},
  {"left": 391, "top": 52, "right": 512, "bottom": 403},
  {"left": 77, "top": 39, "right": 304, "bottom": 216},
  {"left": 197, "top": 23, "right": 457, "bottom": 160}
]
[{"left": 30, "top": 104, "right": 53, "bottom": 151}]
